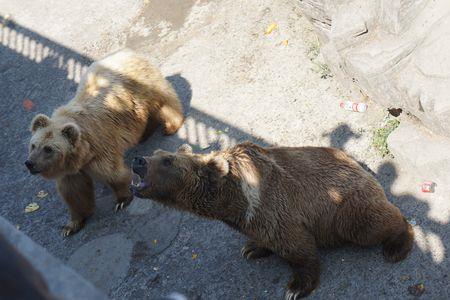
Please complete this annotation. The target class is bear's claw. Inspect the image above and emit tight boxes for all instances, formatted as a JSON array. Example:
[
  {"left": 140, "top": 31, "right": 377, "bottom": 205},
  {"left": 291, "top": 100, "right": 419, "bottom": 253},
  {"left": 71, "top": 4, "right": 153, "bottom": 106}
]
[
  {"left": 241, "top": 241, "right": 273, "bottom": 260},
  {"left": 115, "top": 202, "right": 127, "bottom": 211},
  {"left": 61, "top": 222, "right": 83, "bottom": 237}
]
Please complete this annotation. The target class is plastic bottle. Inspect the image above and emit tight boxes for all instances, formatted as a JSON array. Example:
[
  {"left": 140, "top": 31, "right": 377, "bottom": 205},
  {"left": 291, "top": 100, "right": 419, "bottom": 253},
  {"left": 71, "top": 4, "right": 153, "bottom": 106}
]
[{"left": 339, "top": 101, "right": 367, "bottom": 113}]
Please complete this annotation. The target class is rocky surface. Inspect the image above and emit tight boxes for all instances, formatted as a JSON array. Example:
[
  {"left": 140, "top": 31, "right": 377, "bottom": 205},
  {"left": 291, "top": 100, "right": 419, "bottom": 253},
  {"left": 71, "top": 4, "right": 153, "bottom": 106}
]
[{"left": 297, "top": 0, "right": 450, "bottom": 139}]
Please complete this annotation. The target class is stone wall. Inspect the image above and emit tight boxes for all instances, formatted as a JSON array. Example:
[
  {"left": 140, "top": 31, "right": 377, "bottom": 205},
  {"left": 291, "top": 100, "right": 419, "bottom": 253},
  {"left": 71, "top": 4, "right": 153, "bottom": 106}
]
[{"left": 298, "top": 0, "right": 450, "bottom": 138}]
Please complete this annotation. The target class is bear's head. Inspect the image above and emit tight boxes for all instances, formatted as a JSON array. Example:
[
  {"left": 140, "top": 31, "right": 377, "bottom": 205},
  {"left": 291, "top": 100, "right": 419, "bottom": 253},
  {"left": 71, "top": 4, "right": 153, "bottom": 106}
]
[
  {"left": 26, "top": 114, "right": 81, "bottom": 179},
  {"left": 131, "top": 144, "right": 229, "bottom": 213}
]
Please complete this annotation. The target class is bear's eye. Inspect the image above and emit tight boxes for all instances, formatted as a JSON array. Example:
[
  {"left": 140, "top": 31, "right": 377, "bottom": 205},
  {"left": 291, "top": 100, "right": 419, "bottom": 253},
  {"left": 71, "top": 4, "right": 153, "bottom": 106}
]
[
  {"left": 162, "top": 157, "right": 172, "bottom": 167},
  {"left": 43, "top": 146, "right": 53, "bottom": 154}
]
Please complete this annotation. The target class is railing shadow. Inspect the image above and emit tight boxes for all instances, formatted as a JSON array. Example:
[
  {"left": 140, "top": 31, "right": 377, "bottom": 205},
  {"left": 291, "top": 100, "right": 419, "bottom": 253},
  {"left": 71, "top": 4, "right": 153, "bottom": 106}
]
[{"left": 0, "top": 15, "right": 448, "bottom": 299}]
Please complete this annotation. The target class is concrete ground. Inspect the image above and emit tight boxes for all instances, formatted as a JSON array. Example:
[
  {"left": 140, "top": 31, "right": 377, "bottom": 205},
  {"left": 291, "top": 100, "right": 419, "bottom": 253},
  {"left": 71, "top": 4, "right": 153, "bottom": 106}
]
[{"left": 0, "top": 0, "right": 449, "bottom": 299}]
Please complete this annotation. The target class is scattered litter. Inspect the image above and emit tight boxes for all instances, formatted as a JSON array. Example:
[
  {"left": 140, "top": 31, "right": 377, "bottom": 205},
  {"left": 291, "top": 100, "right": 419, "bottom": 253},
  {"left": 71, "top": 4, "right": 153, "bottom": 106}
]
[
  {"left": 23, "top": 99, "right": 35, "bottom": 111},
  {"left": 25, "top": 202, "right": 40, "bottom": 213},
  {"left": 265, "top": 22, "right": 278, "bottom": 35},
  {"left": 280, "top": 39, "right": 289, "bottom": 46},
  {"left": 36, "top": 190, "right": 48, "bottom": 198},
  {"left": 153, "top": 239, "right": 158, "bottom": 245},
  {"left": 153, "top": 267, "right": 159, "bottom": 271},
  {"left": 340, "top": 101, "right": 367, "bottom": 113},
  {"left": 191, "top": 253, "right": 198, "bottom": 260},
  {"left": 408, "top": 283, "right": 425, "bottom": 297},
  {"left": 400, "top": 275, "right": 411, "bottom": 282},
  {"left": 421, "top": 181, "right": 436, "bottom": 193}
]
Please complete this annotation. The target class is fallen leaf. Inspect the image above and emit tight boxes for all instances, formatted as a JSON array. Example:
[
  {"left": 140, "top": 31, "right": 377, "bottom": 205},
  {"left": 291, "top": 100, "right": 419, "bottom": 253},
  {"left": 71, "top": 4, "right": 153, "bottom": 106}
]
[
  {"left": 408, "top": 283, "right": 425, "bottom": 297},
  {"left": 23, "top": 99, "right": 35, "bottom": 111},
  {"left": 281, "top": 39, "right": 289, "bottom": 46},
  {"left": 25, "top": 202, "right": 40, "bottom": 213},
  {"left": 36, "top": 190, "right": 48, "bottom": 198},
  {"left": 191, "top": 253, "right": 198, "bottom": 260},
  {"left": 265, "top": 22, "right": 278, "bottom": 35}
]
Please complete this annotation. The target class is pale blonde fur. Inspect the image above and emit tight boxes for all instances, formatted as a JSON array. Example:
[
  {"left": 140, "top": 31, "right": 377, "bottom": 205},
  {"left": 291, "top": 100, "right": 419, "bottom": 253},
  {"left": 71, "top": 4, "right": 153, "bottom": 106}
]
[{"left": 27, "top": 49, "right": 184, "bottom": 236}]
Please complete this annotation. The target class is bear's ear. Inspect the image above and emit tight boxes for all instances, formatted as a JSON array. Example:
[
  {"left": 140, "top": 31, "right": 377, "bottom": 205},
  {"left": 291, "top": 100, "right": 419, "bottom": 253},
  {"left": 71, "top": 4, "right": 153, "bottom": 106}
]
[
  {"left": 206, "top": 155, "right": 229, "bottom": 177},
  {"left": 30, "top": 114, "right": 50, "bottom": 132},
  {"left": 177, "top": 144, "right": 193, "bottom": 154},
  {"left": 61, "top": 123, "right": 80, "bottom": 146}
]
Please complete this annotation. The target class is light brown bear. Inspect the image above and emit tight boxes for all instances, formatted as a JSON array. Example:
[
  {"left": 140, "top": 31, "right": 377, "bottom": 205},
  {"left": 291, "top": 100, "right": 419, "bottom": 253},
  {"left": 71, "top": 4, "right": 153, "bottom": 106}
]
[
  {"left": 26, "top": 49, "right": 184, "bottom": 236},
  {"left": 131, "top": 142, "right": 414, "bottom": 299}
]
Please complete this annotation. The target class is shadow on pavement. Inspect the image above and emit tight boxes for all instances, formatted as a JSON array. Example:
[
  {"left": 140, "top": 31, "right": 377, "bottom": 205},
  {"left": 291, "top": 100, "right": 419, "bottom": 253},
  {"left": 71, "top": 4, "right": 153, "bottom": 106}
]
[{"left": 0, "top": 15, "right": 448, "bottom": 300}]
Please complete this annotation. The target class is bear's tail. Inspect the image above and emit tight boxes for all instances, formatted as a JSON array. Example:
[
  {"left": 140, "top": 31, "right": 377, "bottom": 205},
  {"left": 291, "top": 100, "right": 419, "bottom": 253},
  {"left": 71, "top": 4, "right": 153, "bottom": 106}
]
[{"left": 382, "top": 217, "right": 414, "bottom": 263}]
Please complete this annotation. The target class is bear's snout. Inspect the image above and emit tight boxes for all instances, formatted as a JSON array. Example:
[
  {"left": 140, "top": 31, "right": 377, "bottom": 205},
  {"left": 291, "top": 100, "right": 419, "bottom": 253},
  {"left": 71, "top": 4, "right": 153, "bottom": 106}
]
[
  {"left": 132, "top": 157, "right": 148, "bottom": 178},
  {"left": 24, "top": 160, "right": 40, "bottom": 174}
]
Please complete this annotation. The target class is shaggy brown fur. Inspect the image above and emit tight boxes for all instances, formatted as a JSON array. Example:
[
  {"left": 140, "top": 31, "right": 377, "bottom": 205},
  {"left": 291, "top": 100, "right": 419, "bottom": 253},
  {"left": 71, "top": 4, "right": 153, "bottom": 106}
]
[
  {"left": 131, "top": 142, "right": 414, "bottom": 299},
  {"left": 26, "top": 49, "right": 184, "bottom": 236}
]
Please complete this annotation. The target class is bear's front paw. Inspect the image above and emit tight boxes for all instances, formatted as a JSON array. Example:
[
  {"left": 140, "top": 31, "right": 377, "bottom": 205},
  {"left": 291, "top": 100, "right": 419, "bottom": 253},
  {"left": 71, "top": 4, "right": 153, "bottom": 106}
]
[
  {"left": 285, "top": 273, "right": 317, "bottom": 300},
  {"left": 241, "top": 241, "right": 273, "bottom": 260},
  {"left": 61, "top": 221, "right": 84, "bottom": 237},
  {"left": 115, "top": 196, "right": 133, "bottom": 212}
]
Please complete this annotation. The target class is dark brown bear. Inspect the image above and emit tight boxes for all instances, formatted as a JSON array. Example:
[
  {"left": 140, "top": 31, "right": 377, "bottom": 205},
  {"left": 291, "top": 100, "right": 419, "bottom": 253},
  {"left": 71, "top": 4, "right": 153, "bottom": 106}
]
[{"left": 131, "top": 142, "right": 414, "bottom": 299}]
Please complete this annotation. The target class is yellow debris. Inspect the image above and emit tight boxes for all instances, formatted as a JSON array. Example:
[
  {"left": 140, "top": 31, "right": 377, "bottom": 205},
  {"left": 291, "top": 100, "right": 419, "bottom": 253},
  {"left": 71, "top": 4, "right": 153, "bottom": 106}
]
[
  {"left": 25, "top": 202, "right": 40, "bottom": 213},
  {"left": 265, "top": 22, "right": 278, "bottom": 35}
]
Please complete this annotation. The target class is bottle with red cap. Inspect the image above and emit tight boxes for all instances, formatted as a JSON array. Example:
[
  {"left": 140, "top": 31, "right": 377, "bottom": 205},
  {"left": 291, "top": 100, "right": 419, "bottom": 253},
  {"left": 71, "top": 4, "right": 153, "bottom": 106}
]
[{"left": 340, "top": 101, "right": 367, "bottom": 113}]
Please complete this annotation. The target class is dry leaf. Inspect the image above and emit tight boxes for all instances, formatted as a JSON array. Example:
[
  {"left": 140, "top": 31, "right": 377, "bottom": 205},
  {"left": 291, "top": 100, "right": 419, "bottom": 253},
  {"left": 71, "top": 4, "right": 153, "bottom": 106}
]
[
  {"left": 23, "top": 99, "right": 35, "bottom": 111},
  {"left": 191, "top": 253, "right": 198, "bottom": 260},
  {"left": 36, "top": 190, "right": 48, "bottom": 198},
  {"left": 265, "top": 22, "right": 278, "bottom": 35},
  {"left": 281, "top": 39, "right": 289, "bottom": 46},
  {"left": 25, "top": 202, "right": 40, "bottom": 213}
]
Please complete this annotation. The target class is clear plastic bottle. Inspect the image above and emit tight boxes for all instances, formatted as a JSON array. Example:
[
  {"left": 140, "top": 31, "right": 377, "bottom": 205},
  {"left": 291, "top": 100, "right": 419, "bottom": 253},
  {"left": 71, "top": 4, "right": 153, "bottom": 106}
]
[{"left": 339, "top": 101, "right": 367, "bottom": 113}]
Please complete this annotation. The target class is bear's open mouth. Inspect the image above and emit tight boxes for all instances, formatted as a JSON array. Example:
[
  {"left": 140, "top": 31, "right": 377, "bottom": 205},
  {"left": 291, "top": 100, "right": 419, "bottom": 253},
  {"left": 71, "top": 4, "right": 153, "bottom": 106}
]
[{"left": 131, "top": 173, "right": 149, "bottom": 191}]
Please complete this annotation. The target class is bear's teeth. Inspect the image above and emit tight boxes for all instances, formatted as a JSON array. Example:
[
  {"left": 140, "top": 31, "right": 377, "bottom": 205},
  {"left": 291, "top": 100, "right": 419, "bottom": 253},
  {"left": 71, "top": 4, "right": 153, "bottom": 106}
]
[{"left": 131, "top": 173, "right": 141, "bottom": 187}]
